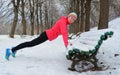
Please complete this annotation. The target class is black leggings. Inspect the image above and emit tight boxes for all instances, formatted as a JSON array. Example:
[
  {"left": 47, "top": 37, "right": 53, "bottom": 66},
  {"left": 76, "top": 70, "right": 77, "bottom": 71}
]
[{"left": 12, "top": 31, "right": 48, "bottom": 52}]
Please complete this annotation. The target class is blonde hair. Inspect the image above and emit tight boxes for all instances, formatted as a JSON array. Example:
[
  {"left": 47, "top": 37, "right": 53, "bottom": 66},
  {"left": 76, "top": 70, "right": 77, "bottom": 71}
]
[{"left": 68, "top": 12, "right": 77, "bottom": 18}]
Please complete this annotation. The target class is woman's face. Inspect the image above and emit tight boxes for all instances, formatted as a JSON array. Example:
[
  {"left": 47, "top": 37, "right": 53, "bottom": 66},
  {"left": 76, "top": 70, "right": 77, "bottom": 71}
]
[{"left": 68, "top": 16, "right": 77, "bottom": 24}]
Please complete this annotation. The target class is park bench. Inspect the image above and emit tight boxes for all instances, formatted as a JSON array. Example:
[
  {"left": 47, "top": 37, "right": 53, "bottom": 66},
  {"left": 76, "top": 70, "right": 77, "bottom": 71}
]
[{"left": 66, "top": 31, "right": 114, "bottom": 72}]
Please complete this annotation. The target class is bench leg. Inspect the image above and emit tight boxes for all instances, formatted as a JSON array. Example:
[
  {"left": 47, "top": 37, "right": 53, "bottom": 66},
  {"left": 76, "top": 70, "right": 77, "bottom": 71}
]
[{"left": 68, "top": 57, "right": 81, "bottom": 71}]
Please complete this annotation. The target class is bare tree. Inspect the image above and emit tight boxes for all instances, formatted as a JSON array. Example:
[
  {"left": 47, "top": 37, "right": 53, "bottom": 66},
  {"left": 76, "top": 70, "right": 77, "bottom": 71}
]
[
  {"left": 44, "top": 2, "right": 49, "bottom": 30},
  {"left": 38, "top": 0, "right": 45, "bottom": 32},
  {"left": 35, "top": 0, "right": 39, "bottom": 34},
  {"left": 98, "top": 0, "right": 109, "bottom": 29},
  {"left": 20, "top": 0, "right": 27, "bottom": 35},
  {"left": 28, "top": 0, "right": 35, "bottom": 35},
  {"left": 9, "top": 0, "right": 20, "bottom": 38},
  {"left": 85, "top": 0, "right": 91, "bottom": 31},
  {"left": 80, "top": 0, "right": 85, "bottom": 32}
]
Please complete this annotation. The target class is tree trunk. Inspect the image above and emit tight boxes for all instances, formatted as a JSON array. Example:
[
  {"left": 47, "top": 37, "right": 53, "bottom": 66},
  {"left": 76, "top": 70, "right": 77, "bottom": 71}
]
[
  {"left": 36, "top": 0, "right": 39, "bottom": 34},
  {"left": 39, "top": 1, "right": 44, "bottom": 32},
  {"left": 29, "top": 0, "right": 35, "bottom": 35},
  {"left": 80, "top": 0, "right": 85, "bottom": 32},
  {"left": 9, "top": 0, "right": 20, "bottom": 38},
  {"left": 21, "top": 0, "right": 26, "bottom": 35},
  {"left": 85, "top": 0, "right": 91, "bottom": 31},
  {"left": 75, "top": 0, "right": 80, "bottom": 33},
  {"left": 44, "top": 3, "right": 49, "bottom": 30},
  {"left": 98, "top": 0, "right": 109, "bottom": 29}
]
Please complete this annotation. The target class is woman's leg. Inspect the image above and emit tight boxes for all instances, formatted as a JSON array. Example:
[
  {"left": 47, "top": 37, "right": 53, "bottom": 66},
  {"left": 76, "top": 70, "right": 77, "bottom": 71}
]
[{"left": 12, "top": 31, "right": 48, "bottom": 53}]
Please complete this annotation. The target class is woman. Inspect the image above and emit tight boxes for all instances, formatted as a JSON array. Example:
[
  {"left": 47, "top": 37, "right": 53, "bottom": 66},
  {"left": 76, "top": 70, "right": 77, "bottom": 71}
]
[{"left": 5, "top": 12, "right": 77, "bottom": 60}]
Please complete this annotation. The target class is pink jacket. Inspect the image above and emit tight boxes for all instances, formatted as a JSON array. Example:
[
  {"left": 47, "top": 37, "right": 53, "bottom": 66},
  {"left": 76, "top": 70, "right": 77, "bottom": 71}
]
[{"left": 46, "top": 16, "right": 70, "bottom": 47}]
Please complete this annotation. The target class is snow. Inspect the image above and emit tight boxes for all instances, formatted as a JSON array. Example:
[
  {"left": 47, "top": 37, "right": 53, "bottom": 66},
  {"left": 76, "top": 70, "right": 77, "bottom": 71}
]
[{"left": 0, "top": 18, "right": 120, "bottom": 75}]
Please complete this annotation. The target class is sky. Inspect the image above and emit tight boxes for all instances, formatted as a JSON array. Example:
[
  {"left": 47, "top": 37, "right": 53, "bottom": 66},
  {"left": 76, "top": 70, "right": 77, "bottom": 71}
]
[{"left": 0, "top": 18, "right": 120, "bottom": 75}]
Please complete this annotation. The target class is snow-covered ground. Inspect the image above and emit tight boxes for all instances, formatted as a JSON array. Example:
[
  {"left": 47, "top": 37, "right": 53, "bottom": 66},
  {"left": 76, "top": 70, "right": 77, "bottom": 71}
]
[{"left": 0, "top": 18, "right": 120, "bottom": 75}]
